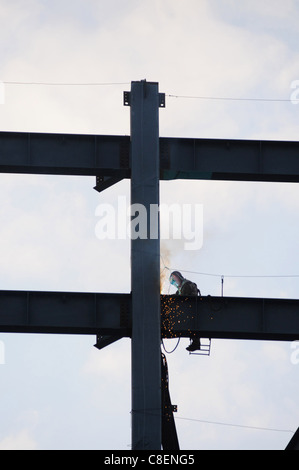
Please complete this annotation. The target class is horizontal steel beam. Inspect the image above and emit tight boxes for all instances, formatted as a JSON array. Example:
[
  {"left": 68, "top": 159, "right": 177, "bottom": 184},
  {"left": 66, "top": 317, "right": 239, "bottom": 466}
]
[
  {"left": 0, "top": 291, "right": 298, "bottom": 342},
  {"left": 0, "top": 290, "right": 131, "bottom": 335},
  {"left": 0, "top": 132, "right": 130, "bottom": 177},
  {"left": 0, "top": 132, "right": 299, "bottom": 183},
  {"left": 161, "top": 295, "right": 299, "bottom": 341},
  {"left": 160, "top": 137, "right": 299, "bottom": 183}
]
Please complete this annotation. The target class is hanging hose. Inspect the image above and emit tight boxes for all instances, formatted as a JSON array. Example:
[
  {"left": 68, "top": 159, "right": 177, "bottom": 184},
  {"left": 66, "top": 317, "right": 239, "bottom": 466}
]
[{"left": 162, "top": 338, "right": 181, "bottom": 354}]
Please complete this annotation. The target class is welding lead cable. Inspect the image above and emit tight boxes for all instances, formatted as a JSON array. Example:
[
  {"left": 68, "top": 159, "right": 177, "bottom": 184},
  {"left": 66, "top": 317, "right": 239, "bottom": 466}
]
[{"left": 162, "top": 338, "right": 180, "bottom": 354}]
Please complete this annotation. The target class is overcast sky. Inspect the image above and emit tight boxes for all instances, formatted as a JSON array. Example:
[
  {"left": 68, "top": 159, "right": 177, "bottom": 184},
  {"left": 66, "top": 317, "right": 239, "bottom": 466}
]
[{"left": 0, "top": 0, "right": 298, "bottom": 450}]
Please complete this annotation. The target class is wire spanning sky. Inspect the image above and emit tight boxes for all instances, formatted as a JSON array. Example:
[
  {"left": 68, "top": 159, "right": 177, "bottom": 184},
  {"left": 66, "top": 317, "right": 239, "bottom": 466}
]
[{"left": 0, "top": 0, "right": 298, "bottom": 450}]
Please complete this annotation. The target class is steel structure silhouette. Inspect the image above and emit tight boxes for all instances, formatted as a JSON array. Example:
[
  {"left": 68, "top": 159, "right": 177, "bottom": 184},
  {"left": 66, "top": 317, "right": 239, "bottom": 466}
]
[{"left": 0, "top": 80, "right": 298, "bottom": 449}]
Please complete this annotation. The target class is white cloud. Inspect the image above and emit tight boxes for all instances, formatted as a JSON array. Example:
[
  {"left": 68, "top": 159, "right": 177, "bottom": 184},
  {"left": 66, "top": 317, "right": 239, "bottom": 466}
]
[
  {"left": 0, "top": 429, "right": 38, "bottom": 450},
  {"left": 0, "top": 409, "right": 39, "bottom": 450}
]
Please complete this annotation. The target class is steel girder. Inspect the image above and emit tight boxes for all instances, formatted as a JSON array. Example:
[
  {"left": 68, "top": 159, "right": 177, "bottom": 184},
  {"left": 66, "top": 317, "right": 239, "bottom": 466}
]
[
  {"left": 0, "top": 132, "right": 299, "bottom": 183},
  {"left": 0, "top": 291, "right": 298, "bottom": 342}
]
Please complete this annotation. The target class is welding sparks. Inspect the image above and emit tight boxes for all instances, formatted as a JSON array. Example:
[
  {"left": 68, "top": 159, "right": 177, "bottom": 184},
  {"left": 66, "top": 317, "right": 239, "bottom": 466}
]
[
  {"left": 160, "top": 244, "right": 200, "bottom": 340},
  {"left": 161, "top": 295, "right": 195, "bottom": 339}
]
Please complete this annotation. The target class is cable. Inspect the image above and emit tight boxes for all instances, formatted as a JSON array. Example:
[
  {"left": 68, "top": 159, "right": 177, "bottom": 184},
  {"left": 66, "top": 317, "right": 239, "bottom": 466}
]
[
  {"left": 131, "top": 408, "right": 294, "bottom": 434},
  {"left": 162, "top": 338, "right": 181, "bottom": 354},
  {"left": 167, "top": 93, "right": 297, "bottom": 103},
  {"left": 3, "top": 81, "right": 130, "bottom": 86},
  {"left": 160, "top": 256, "right": 299, "bottom": 298},
  {"left": 160, "top": 258, "right": 299, "bottom": 279},
  {"left": 3, "top": 82, "right": 297, "bottom": 103},
  {"left": 174, "top": 416, "right": 295, "bottom": 433},
  {"left": 181, "top": 269, "right": 299, "bottom": 279}
]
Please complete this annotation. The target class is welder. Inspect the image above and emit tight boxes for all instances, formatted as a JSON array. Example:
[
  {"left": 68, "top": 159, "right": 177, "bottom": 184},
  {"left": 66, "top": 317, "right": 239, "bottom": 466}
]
[{"left": 169, "top": 271, "right": 202, "bottom": 352}]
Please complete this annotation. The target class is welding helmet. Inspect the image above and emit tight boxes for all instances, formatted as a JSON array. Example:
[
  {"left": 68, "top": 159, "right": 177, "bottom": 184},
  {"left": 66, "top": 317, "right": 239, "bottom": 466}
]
[{"left": 169, "top": 271, "right": 184, "bottom": 288}]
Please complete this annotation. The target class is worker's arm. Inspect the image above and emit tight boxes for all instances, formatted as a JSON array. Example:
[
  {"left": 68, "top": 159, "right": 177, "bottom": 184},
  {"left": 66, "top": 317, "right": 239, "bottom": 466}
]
[{"left": 180, "top": 281, "right": 198, "bottom": 296}]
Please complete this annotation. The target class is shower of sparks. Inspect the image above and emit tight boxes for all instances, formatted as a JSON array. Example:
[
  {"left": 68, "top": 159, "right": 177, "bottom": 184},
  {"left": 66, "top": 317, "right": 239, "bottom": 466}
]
[{"left": 161, "top": 295, "right": 196, "bottom": 339}]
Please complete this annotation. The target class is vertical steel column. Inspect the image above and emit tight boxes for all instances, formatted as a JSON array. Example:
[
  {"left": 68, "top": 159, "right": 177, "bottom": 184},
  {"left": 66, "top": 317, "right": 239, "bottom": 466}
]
[{"left": 129, "top": 80, "right": 162, "bottom": 450}]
